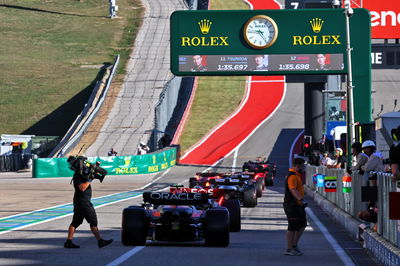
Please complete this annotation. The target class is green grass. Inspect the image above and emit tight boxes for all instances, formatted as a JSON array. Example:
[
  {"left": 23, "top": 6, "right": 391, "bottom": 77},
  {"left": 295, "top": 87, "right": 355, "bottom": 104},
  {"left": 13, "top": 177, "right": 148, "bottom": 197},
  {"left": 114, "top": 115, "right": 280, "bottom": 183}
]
[
  {"left": 0, "top": 0, "right": 143, "bottom": 135},
  {"left": 179, "top": 0, "right": 250, "bottom": 153}
]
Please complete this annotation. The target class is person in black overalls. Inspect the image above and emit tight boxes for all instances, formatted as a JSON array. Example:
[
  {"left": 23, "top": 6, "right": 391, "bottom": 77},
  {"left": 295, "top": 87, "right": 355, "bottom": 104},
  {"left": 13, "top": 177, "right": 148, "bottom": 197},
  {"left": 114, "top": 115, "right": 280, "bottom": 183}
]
[{"left": 64, "top": 157, "right": 113, "bottom": 248}]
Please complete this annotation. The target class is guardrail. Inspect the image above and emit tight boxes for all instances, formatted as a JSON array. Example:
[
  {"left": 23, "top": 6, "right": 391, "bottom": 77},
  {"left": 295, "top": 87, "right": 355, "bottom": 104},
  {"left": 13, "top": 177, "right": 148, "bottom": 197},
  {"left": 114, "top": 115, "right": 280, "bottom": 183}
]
[
  {"left": 305, "top": 166, "right": 399, "bottom": 247},
  {"left": 48, "top": 55, "right": 120, "bottom": 158},
  {"left": 33, "top": 146, "right": 177, "bottom": 178}
]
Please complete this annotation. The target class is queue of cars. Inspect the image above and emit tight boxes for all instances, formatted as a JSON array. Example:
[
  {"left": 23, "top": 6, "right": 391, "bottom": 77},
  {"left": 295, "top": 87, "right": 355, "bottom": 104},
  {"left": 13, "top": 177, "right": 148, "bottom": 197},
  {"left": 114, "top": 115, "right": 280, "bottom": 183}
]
[{"left": 121, "top": 159, "right": 276, "bottom": 247}]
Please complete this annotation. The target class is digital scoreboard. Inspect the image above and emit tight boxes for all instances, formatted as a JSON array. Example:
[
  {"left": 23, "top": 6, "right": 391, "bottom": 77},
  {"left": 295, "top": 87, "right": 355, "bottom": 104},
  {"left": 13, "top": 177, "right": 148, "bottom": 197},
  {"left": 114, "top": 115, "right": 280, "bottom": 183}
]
[{"left": 179, "top": 53, "right": 344, "bottom": 73}]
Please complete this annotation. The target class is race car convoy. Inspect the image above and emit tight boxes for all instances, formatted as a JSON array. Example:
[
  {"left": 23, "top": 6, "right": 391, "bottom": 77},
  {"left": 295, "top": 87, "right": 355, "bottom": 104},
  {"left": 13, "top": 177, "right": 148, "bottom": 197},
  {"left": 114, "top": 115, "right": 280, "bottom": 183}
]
[{"left": 121, "top": 159, "right": 276, "bottom": 247}]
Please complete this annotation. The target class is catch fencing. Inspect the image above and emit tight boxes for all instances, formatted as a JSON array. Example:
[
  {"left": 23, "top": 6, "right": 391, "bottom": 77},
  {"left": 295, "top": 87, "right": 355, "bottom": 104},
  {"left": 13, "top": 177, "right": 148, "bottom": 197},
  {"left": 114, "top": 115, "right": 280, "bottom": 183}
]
[{"left": 305, "top": 166, "right": 400, "bottom": 247}]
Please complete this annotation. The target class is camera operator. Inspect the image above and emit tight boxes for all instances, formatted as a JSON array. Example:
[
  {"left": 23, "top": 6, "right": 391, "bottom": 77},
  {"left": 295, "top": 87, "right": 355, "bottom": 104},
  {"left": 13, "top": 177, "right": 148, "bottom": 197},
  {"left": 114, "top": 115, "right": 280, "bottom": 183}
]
[{"left": 64, "top": 157, "right": 113, "bottom": 248}]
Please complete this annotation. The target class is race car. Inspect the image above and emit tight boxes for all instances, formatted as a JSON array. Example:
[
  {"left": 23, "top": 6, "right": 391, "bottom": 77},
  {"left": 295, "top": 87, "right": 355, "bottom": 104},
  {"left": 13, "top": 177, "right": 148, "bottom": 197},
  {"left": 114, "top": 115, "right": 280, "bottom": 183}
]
[
  {"left": 189, "top": 172, "right": 224, "bottom": 188},
  {"left": 170, "top": 187, "right": 241, "bottom": 232},
  {"left": 190, "top": 173, "right": 258, "bottom": 208},
  {"left": 242, "top": 160, "right": 276, "bottom": 186},
  {"left": 121, "top": 191, "right": 230, "bottom": 247}
]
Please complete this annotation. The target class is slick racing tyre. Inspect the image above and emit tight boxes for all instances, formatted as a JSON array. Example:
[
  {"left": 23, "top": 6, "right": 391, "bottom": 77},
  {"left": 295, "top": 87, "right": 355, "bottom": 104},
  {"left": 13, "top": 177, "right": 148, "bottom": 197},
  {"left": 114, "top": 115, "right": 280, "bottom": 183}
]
[
  {"left": 121, "top": 206, "right": 147, "bottom": 246},
  {"left": 222, "top": 199, "right": 241, "bottom": 232},
  {"left": 265, "top": 173, "right": 274, "bottom": 186},
  {"left": 204, "top": 207, "right": 229, "bottom": 247},
  {"left": 255, "top": 179, "right": 263, "bottom": 197},
  {"left": 243, "top": 186, "right": 257, "bottom": 207}
]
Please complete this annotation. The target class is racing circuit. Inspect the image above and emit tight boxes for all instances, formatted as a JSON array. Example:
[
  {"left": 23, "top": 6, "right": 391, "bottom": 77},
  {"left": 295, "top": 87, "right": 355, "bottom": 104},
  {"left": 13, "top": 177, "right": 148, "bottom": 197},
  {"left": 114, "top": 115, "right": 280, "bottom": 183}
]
[{"left": 0, "top": 0, "right": 398, "bottom": 265}]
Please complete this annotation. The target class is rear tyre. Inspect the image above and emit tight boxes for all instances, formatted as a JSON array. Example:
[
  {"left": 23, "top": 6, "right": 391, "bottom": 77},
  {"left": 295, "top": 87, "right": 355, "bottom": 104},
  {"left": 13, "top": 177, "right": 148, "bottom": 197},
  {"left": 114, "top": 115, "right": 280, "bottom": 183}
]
[
  {"left": 204, "top": 208, "right": 230, "bottom": 247},
  {"left": 243, "top": 186, "right": 257, "bottom": 207},
  {"left": 222, "top": 199, "right": 241, "bottom": 232},
  {"left": 255, "top": 179, "right": 263, "bottom": 197},
  {"left": 121, "top": 206, "right": 147, "bottom": 246},
  {"left": 265, "top": 174, "right": 274, "bottom": 186}
]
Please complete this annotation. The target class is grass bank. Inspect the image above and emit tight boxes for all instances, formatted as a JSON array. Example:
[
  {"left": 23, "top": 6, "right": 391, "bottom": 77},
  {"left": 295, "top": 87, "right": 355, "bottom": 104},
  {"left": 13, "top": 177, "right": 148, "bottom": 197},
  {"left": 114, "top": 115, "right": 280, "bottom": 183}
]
[
  {"left": 179, "top": 0, "right": 250, "bottom": 153},
  {"left": 0, "top": 0, "right": 143, "bottom": 136}
]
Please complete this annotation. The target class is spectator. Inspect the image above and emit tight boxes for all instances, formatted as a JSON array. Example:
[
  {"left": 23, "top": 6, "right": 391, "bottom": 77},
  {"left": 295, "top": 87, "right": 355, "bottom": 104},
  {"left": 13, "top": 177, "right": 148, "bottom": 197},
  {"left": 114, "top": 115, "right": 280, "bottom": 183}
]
[
  {"left": 349, "top": 142, "right": 368, "bottom": 173},
  {"left": 137, "top": 141, "right": 150, "bottom": 155},
  {"left": 109, "top": 0, "right": 117, "bottom": 18},
  {"left": 107, "top": 148, "right": 118, "bottom": 156},
  {"left": 329, "top": 106, "right": 340, "bottom": 120},
  {"left": 358, "top": 201, "right": 378, "bottom": 232},
  {"left": 320, "top": 152, "right": 335, "bottom": 167},
  {"left": 331, "top": 148, "right": 347, "bottom": 169},
  {"left": 390, "top": 126, "right": 400, "bottom": 182},
  {"left": 361, "top": 140, "right": 384, "bottom": 186}
]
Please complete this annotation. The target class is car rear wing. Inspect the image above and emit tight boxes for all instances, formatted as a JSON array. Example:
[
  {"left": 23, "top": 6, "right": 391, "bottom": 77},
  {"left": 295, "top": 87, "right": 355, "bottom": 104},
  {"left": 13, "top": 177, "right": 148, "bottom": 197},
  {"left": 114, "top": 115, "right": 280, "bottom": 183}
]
[
  {"left": 169, "top": 187, "right": 226, "bottom": 198},
  {"left": 143, "top": 192, "right": 209, "bottom": 205}
]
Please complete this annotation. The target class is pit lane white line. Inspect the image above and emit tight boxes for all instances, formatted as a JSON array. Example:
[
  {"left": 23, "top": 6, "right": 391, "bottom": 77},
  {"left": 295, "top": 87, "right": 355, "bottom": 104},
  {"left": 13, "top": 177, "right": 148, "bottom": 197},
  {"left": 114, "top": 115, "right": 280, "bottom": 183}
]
[
  {"left": 106, "top": 246, "right": 145, "bottom": 266},
  {"left": 306, "top": 208, "right": 355, "bottom": 266},
  {"left": 289, "top": 131, "right": 354, "bottom": 266}
]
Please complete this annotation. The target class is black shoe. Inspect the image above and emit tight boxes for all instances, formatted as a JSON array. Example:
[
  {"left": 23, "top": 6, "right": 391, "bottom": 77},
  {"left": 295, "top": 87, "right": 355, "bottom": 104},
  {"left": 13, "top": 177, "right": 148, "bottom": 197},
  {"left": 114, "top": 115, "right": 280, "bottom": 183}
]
[
  {"left": 64, "top": 240, "right": 80, "bottom": 248},
  {"left": 98, "top": 238, "right": 113, "bottom": 248}
]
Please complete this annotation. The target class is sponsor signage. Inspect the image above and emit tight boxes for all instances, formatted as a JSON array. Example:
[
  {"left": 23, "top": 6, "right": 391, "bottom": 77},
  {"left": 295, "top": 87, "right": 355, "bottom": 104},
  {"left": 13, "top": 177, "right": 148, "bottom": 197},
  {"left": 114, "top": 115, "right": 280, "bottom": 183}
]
[
  {"left": 361, "top": 1, "right": 400, "bottom": 39},
  {"left": 171, "top": 9, "right": 352, "bottom": 76},
  {"left": 286, "top": 0, "right": 400, "bottom": 39},
  {"left": 324, "top": 176, "right": 337, "bottom": 192},
  {"left": 371, "top": 44, "right": 400, "bottom": 69}
]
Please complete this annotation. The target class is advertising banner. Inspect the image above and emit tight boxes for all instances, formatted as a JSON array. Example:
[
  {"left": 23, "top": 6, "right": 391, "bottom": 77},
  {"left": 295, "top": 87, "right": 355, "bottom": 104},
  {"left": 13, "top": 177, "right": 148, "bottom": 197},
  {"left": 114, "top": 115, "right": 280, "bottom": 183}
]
[
  {"left": 32, "top": 148, "right": 177, "bottom": 178},
  {"left": 362, "top": 1, "right": 400, "bottom": 39}
]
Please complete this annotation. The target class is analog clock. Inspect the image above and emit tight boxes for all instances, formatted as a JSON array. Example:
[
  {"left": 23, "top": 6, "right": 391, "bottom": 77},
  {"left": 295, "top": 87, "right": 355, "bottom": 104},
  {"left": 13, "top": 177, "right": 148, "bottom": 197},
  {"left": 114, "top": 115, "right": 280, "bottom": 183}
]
[{"left": 243, "top": 15, "right": 278, "bottom": 49}]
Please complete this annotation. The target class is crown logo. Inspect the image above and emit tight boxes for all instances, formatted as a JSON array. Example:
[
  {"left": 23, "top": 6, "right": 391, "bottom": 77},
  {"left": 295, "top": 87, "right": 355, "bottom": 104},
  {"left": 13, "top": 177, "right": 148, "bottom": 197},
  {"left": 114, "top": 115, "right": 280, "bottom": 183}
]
[
  {"left": 124, "top": 158, "right": 131, "bottom": 166},
  {"left": 198, "top": 19, "right": 212, "bottom": 34},
  {"left": 310, "top": 18, "right": 324, "bottom": 33}
]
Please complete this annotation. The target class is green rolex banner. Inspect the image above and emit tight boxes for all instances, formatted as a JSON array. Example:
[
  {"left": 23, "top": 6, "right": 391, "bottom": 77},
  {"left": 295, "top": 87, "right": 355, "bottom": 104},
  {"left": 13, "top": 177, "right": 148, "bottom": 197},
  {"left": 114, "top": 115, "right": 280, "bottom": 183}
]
[{"left": 32, "top": 148, "right": 177, "bottom": 178}]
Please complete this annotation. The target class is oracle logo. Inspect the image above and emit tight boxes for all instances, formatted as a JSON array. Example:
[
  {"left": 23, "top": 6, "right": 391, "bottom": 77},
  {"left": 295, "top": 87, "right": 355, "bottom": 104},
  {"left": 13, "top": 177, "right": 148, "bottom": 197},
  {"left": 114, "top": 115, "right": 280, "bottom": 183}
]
[{"left": 370, "top": 11, "right": 400, "bottom": 27}]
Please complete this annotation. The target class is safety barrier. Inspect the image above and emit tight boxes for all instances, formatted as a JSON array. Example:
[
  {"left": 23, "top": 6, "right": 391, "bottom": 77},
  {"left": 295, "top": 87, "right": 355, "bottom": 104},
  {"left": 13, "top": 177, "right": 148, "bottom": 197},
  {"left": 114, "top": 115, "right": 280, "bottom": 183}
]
[
  {"left": 33, "top": 147, "right": 176, "bottom": 178},
  {"left": 48, "top": 55, "right": 120, "bottom": 158},
  {"left": 306, "top": 166, "right": 399, "bottom": 247}
]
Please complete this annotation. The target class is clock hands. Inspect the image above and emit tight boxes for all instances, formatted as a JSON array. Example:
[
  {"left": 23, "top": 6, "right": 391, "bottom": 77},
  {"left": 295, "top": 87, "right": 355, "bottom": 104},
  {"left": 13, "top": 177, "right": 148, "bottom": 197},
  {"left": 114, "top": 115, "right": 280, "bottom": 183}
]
[
  {"left": 248, "top": 29, "right": 268, "bottom": 44},
  {"left": 256, "top": 29, "right": 268, "bottom": 43}
]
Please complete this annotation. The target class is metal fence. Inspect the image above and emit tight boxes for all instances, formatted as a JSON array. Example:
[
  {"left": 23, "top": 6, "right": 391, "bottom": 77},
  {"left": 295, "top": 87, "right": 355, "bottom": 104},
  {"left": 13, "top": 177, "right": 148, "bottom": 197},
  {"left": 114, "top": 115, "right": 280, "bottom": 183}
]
[
  {"left": 306, "top": 166, "right": 399, "bottom": 247},
  {"left": 0, "top": 154, "right": 31, "bottom": 172},
  {"left": 152, "top": 0, "right": 202, "bottom": 150},
  {"left": 153, "top": 76, "right": 182, "bottom": 149}
]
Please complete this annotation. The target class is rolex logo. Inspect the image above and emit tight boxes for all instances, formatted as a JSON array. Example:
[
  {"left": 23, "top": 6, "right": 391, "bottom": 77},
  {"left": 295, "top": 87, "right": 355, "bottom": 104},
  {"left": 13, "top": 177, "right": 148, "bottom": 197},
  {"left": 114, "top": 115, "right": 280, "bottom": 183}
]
[
  {"left": 198, "top": 19, "right": 212, "bottom": 34},
  {"left": 124, "top": 158, "right": 131, "bottom": 166},
  {"left": 310, "top": 18, "right": 324, "bottom": 33}
]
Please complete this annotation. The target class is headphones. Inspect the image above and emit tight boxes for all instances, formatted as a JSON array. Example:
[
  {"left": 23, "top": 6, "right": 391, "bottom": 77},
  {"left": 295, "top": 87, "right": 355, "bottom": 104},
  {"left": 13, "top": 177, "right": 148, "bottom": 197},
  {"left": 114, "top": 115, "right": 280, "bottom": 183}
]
[{"left": 391, "top": 126, "right": 400, "bottom": 142}]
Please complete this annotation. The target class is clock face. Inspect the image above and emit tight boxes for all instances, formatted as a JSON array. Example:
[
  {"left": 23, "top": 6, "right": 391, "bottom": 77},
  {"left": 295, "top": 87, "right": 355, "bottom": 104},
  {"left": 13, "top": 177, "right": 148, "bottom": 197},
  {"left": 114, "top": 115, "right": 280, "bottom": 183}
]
[{"left": 244, "top": 15, "right": 278, "bottom": 49}]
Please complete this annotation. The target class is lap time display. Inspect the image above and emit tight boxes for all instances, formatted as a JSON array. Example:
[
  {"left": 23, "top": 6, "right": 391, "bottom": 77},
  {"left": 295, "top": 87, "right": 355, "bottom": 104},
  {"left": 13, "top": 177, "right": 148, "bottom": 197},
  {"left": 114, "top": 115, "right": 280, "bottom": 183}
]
[{"left": 179, "top": 53, "right": 344, "bottom": 73}]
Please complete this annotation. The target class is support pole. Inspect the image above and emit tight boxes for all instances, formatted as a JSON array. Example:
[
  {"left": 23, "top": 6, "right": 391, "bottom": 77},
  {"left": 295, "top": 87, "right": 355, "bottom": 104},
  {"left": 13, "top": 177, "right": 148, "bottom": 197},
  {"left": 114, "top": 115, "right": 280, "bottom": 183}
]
[{"left": 345, "top": 0, "right": 356, "bottom": 164}]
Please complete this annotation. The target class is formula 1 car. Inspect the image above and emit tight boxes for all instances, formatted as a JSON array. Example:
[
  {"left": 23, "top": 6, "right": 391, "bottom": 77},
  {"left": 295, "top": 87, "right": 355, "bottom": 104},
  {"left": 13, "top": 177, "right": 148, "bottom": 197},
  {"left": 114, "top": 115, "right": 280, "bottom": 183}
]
[
  {"left": 189, "top": 173, "right": 258, "bottom": 208},
  {"left": 191, "top": 171, "right": 264, "bottom": 198},
  {"left": 170, "top": 187, "right": 241, "bottom": 232},
  {"left": 242, "top": 160, "right": 276, "bottom": 186},
  {"left": 121, "top": 191, "right": 230, "bottom": 247}
]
